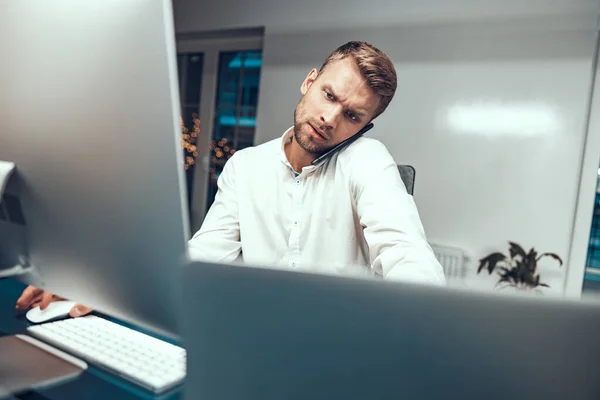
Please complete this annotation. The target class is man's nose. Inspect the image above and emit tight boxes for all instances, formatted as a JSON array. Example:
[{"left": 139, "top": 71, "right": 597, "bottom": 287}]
[{"left": 320, "top": 105, "right": 341, "bottom": 129}]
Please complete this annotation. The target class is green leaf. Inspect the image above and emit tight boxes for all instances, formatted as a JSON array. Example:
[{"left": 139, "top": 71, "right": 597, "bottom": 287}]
[
  {"left": 478, "top": 252, "right": 506, "bottom": 274},
  {"left": 508, "top": 241, "right": 527, "bottom": 259},
  {"left": 537, "top": 252, "right": 563, "bottom": 266}
]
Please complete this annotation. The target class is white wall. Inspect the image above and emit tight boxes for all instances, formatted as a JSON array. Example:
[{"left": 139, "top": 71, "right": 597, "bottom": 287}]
[
  {"left": 173, "top": 0, "right": 598, "bottom": 34},
  {"left": 173, "top": 0, "right": 600, "bottom": 295}
]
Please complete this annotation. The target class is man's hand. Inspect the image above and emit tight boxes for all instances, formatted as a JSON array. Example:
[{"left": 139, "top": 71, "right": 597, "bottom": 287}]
[{"left": 15, "top": 285, "right": 93, "bottom": 318}]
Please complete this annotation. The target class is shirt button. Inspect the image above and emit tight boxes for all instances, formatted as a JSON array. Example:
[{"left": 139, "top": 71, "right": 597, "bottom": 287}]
[
  {"left": 293, "top": 221, "right": 298, "bottom": 226},
  {"left": 291, "top": 261, "right": 296, "bottom": 268},
  {"left": 295, "top": 180, "right": 300, "bottom": 185}
]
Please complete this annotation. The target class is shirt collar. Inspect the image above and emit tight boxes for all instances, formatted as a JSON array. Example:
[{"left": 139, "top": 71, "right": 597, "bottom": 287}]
[{"left": 279, "top": 126, "right": 320, "bottom": 176}]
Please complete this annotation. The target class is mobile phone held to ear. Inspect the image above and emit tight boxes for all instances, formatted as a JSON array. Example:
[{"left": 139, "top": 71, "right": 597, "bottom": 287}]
[{"left": 311, "top": 123, "right": 374, "bottom": 165}]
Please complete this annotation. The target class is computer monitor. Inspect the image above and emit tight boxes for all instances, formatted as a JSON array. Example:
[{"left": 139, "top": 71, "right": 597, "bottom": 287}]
[
  {"left": 0, "top": 0, "right": 190, "bottom": 340},
  {"left": 182, "top": 260, "right": 600, "bottom": 399}
]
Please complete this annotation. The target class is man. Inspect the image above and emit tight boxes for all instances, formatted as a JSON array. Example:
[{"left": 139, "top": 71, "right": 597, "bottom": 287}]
[
  {"left": 16, "top": 40, "right": 445, "bottom": 316},
  {"left": 188, "top": 40, "right": 445, "bottom": 282}
]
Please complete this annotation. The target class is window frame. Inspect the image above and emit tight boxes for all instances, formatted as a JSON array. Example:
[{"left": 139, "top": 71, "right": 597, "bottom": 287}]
[
  {"left": 564, "top": 39, "right": 600, "bottom": 298},
  {"left": 176, "top": 33, "right": 263, "bottom": 234}
]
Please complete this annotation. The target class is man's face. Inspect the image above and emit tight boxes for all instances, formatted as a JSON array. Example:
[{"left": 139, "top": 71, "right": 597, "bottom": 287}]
[{"left": 293, "top": 58, "right": 381, "bottom": 156}]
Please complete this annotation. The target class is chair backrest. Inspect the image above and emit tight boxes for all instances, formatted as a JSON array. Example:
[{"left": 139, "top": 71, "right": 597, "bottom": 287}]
[{"left": 397, "top": 165, "right": 415, "bottom": 195}]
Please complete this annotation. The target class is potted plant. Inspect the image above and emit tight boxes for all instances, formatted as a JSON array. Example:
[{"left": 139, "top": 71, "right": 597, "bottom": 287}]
[{"left": 477, "top": 241, "right": 562, "bottom": 291}]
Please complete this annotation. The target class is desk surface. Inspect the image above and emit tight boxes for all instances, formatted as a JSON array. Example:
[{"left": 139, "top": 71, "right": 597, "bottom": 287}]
[{"left": 0, "top": 279, "right": 183, "bottom": 400}]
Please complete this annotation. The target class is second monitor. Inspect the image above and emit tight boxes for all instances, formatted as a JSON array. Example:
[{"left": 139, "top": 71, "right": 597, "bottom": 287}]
[{"left": 0, "top": 0, "right": 190, "bottom": 342}]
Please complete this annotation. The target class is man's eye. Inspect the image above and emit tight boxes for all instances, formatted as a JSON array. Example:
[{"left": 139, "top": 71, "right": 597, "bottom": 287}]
[
  {"left": 347, "top": 112, "right": 357, "bottom": 121},
  {"left": 325, "top": 91, "right": 334, "bottom": 100}
]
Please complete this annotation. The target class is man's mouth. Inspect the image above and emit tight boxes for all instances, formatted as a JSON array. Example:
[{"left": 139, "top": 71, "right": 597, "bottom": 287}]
[{"left": 308, "top": 123, "right": 326, "bottom": 141}]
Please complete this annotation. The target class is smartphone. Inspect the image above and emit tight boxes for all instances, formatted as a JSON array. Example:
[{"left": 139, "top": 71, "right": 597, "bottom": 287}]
[{"left": 311, "top": 122, "right": 374, "bottom": 165}]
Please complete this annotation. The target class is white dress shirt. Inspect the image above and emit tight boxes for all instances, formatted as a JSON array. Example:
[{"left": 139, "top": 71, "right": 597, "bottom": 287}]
[{"left": 188, "top": 127, "right": 446, "bottom": 285}]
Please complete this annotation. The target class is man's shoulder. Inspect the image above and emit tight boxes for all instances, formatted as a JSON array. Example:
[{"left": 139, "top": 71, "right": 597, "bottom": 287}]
[
  {"left": 334, "top": 136, "right": 406, "bottom": 192},
  {"left": 339, "top": 136, "right": 395, "bottom": 165}
]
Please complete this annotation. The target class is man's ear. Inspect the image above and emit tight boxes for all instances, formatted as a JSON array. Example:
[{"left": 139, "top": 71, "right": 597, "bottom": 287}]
[{"left": 300, "top": 68, "right": 319, "bottom": 95}]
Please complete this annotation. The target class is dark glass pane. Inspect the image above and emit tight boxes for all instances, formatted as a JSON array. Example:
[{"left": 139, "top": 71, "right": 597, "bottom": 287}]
[
  {"left": 215, "top": 52, "right": 238, "bottom": 107},
  {"left": 583, "top": 174, "right": 600, "bottom": 297},
  {"left": 242, "top": 52, "right": 262, "bottom": 106},
  {"left": 236, "top": 126, "right": 255, "bottom": 144},
  {"left": 176, "top": 52, "right": 204, "bottom": 214},
  {"left": 206, "top": 49, "right": 263, "bottom": 213},
  {"left": 184, "top": 53, "right": 204, "bottom": 105},
  {"left": 176, "top": 54, "right": 185, "bottom": 106},
  {"left": 182, "top": 105, "right": 200, "bottom": 131},
  {"left": 176, "top": 54, "right": 184, "bottom": 86},
  {"left": 585, "top": 178, "right": 600, "bottom": 270},
  {"left": 216, "top": 106, "right": 237, "bottom": 125}
]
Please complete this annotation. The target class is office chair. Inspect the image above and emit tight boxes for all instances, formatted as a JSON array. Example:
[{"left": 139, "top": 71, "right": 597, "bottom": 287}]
[{"left": 397, "top": 165, "right": 415, "bottom": 195}]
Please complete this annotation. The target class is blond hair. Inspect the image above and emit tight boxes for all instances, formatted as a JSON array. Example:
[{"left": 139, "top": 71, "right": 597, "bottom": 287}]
[{"left": 319, "top": 41, "right": 397, "bottom": 119}]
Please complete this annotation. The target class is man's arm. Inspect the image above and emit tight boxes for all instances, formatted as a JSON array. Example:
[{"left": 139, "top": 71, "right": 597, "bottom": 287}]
[
  {"left": 187, "top": 153, "right": 242, "bottom": 263},
  {"left": 350, "top": 141, "right": 446, "bottom": 285}
]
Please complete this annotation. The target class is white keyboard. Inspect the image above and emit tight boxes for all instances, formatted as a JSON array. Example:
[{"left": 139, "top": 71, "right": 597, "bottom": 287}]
[{"left": 27, "top": 315, "right": 186, "bottom": 393}]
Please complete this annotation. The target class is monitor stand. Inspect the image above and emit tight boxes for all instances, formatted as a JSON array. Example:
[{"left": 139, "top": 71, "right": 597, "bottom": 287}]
[
  {"left": 0, "top": 161, "right": 15, "bottom": 201},
  {"left": 0, "top": 334, "right": 87, "bottom": 398},
  {"left": 0, "top": 158, "right": 43, "bottom": 286}
]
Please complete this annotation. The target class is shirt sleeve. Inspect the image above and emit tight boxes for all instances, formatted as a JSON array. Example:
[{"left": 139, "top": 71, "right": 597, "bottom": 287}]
[
  {"left": 349, "top": 140, "right": 446, "bottom": 285},
  {"left": 187, "top": 153, "right": 242, "bottom": 263}
]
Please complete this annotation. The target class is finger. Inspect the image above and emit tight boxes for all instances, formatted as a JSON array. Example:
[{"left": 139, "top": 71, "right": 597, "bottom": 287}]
[
  {"left": 31, "top": 295, "right": 72, "bottom": 311},
  {"left": 32, "top": 294, "right": 62, "bottom": 310},
  {"left": 15, "top": 286, "right": 43, "bottom": 309},
  {"left": 16, "top": 285, "right": 42, "bottom": 308},
  {"left": 69, "top": 304, "right": 93, "bottom": 318},
  {"left": 28, "top": 293, "right": 43, "bottom": 306},
  {"left": 39, "top": 291, "right": 54, "bottom": 310},
  {"left": 24, "top": 294, "right": 46, "bottom": 311}
]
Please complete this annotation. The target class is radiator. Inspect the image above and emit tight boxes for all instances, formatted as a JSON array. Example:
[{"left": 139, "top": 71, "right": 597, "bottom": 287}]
[{"left": 430, "top": 244, "right": 467, "bottom": 280}]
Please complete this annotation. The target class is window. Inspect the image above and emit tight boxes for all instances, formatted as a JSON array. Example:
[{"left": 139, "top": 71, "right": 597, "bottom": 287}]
[
  {"left": 175, "top": 32, "right": 264, "bottom": 232},
  {"left": 206, "top": 50, "right": 263, "bottom": 211},
  {"left": 176, "top": 52, "right": 204, "bottom": 209},
  {"left": 582, "top": 173, "right": 600, "bottom": 294}
]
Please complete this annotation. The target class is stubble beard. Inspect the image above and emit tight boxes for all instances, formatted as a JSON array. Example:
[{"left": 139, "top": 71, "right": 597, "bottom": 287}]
[{"left": 293, "top": 103, "right": 333, "bottom": 156}]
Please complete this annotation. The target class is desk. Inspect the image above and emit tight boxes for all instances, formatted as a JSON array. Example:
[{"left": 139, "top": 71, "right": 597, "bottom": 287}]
[{"left": 0, "top": 279, "right": 184, "bottom": 400}]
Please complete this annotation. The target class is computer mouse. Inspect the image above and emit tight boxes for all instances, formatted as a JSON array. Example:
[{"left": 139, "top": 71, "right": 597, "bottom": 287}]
[{"left": 25, "top": 300, "right": 77, "bottom": 324}]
